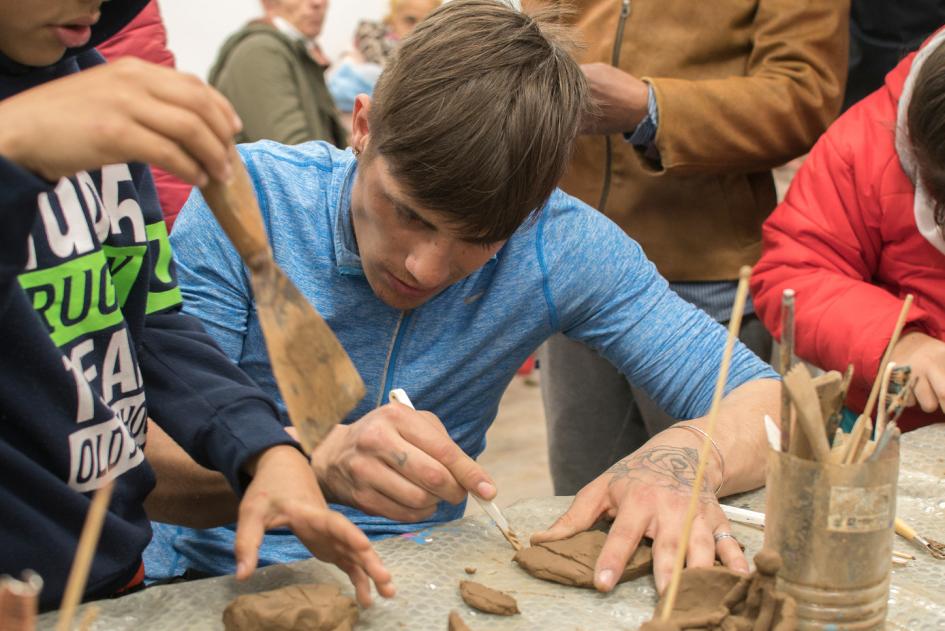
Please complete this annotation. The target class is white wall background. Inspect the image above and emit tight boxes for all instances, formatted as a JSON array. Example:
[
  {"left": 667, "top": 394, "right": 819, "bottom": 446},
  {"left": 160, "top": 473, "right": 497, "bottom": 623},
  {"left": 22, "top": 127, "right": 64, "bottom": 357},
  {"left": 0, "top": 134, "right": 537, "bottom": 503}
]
[{"left": 160, "top": 0, "right": 389, "bottom": 80}]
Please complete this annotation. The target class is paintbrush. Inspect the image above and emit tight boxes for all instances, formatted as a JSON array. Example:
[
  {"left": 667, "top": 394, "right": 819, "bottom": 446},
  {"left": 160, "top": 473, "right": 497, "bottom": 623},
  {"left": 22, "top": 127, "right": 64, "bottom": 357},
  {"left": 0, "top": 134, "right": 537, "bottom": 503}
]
[
  {"left": 388, "top": 389, "right": 523, "bottom": 551},
  {"left": 778, "top": 289, "right": 795, "bottom": 453},
  {"left": 896, "top": 517, "right": 945, "bottom": 560},
  {"left": 862, "top": 295, "right": 913, "bottom": 420}
]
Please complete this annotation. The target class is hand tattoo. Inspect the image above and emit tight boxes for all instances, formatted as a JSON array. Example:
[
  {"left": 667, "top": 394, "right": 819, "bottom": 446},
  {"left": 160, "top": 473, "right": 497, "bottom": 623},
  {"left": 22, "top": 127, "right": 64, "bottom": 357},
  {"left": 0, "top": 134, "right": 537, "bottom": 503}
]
[
  {"left": 393, "top": 451, "right": 408, "bottom": 468},
  {"left": 607, "top": 446, "right": 713, "bottom": 500}
]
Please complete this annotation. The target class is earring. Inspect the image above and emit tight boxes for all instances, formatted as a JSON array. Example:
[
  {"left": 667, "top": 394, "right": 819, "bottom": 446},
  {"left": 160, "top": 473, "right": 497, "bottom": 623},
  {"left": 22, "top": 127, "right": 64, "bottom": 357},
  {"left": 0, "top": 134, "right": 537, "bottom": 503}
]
[{"left": 353, "top": 147, "right": 361, "bottom": 157}]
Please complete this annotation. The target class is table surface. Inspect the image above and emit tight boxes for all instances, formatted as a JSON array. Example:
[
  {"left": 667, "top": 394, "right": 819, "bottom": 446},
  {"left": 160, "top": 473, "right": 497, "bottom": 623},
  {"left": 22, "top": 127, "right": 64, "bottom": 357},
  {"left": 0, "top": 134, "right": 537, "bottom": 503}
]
[{"left": 38, "top": 425, "right": 945, "bottom": 630}]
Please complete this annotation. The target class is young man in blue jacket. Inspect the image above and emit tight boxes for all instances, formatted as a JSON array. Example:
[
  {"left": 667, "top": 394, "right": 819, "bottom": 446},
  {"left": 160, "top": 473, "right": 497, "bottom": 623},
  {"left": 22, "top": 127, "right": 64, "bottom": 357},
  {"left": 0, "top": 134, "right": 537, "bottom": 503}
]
[
  {"left": 0, "top": 0, "right": 391, "bottom": 610},
  {"left": 152, "top": 0, "right": 781, "bottom": 596}
]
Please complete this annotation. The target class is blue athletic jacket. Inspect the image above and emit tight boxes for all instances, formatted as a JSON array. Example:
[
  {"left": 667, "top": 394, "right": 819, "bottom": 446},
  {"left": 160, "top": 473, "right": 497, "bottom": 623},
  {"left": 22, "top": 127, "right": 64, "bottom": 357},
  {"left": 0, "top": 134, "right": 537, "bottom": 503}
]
[{"left": 146, "top": 140, "right": 777, "bottom": 579}]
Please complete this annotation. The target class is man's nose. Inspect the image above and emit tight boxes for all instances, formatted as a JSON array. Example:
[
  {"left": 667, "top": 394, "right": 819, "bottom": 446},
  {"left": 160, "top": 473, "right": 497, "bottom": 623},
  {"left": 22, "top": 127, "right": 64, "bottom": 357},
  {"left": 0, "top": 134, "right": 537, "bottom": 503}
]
[{"left": 405, "top": 240, "right": 452, "bottom": 289}]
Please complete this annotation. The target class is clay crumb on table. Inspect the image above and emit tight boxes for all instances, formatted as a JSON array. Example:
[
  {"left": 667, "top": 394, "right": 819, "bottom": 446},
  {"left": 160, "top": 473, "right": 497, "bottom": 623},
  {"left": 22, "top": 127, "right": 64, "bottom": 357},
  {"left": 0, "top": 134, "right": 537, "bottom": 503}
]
[
  {"left": 448, "top": 609, "right": 473, "bottom": 631},
  {"left": 458, "top": 580, "right": 520, "bottom": 616}
]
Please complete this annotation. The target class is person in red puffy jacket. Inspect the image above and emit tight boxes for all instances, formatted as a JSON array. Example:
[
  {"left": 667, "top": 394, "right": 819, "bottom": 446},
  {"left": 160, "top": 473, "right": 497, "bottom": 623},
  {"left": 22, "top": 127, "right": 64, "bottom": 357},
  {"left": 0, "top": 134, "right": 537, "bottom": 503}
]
[
  {"left": 97, "top": 0, "right": 192, "bottom": 229},
  {"left": 751, "top": 28, "right": 945, "bottom": 433}
]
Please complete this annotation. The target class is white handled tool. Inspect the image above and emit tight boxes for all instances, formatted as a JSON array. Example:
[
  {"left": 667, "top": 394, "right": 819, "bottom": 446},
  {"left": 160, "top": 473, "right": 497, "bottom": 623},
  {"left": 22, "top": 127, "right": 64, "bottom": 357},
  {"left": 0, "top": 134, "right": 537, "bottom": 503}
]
[
  {"left": 721, "top": 504, "right": 765, "bottom": 529},
  {"left": 388, "top": 388, "right": 523, "bottom": 550}
]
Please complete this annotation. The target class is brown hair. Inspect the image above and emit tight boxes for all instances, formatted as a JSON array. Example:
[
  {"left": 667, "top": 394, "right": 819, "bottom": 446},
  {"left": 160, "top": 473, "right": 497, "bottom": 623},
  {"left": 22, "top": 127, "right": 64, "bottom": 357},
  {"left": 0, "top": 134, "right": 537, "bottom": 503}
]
[
  {"left": 908, "top": 42, "right": 945, "bottom": 231},
  {"left": 366, "top": 0, "right": 587, "bottom": 243}
]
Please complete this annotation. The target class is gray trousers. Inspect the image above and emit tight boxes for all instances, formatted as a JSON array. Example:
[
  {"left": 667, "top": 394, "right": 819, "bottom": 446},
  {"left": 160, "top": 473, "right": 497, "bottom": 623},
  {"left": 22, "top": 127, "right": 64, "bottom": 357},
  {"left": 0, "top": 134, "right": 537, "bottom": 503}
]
[{"left": 538, "top": 315, "right": 772, "bottom": 495}]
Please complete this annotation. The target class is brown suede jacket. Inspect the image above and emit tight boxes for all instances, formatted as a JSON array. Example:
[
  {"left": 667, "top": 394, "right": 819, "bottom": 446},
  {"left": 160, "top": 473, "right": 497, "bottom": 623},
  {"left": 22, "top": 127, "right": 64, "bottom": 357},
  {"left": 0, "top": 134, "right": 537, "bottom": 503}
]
[{"left": 558, "top": 0, "right": 849, "bottom": 281}]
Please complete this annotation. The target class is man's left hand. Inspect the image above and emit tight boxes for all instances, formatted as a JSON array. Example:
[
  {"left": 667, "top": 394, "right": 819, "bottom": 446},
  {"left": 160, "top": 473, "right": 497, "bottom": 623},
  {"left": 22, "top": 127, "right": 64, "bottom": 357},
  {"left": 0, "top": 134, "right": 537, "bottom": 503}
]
[{"left": 531, "top": 432, "right": 748, "bottom": 594}]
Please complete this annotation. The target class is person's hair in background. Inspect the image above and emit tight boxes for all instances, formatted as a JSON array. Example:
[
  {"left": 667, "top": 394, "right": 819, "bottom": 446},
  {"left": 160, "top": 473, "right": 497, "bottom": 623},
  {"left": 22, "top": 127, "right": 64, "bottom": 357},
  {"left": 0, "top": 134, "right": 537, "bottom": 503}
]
[
  {"left": 908, "top": 42, "right": 945, "bottom": 233},
  {"left": 365, "top": 0, "right": 588, "bottom": 242},
  {"left": 386, "top": 0, "right": 442, "bottom": 41},
  {"left": 327, "top": 0, "right": 441, "bottom": 126}
]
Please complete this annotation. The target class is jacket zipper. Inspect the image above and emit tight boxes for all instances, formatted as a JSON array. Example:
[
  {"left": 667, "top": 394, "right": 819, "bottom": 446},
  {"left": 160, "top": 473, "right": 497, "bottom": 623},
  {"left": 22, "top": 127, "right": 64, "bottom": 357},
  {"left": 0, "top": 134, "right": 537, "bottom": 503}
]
[
  {"left": 375, "top": 310, "right": 412, "bottom": 408},
  {"left": 598, "top": 0, "right": 632, "bottom": 213}
]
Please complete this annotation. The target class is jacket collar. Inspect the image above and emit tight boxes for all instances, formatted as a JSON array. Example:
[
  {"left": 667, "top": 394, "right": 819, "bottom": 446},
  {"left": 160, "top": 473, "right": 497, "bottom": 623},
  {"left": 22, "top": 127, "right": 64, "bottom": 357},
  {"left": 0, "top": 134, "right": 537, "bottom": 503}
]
[{"left": 332, "top": 155, "right": 366, "bottom": 276}]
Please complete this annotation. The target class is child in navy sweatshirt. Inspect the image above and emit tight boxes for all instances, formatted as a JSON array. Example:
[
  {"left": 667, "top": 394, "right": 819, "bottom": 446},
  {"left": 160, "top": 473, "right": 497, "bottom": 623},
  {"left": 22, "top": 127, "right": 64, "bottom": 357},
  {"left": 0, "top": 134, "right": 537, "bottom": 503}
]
[{"left": 0, "top": 0, "right": 391, "bottom": 611}]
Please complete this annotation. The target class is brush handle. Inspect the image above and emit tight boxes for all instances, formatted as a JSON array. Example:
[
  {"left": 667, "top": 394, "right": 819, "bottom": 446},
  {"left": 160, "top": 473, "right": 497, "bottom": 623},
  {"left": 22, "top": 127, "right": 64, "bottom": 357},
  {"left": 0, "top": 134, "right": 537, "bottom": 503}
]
[
  {"left": 778, "top": 289, "right": 795, "bottom": 452},
  {"left": 200, "top": 145, "right": 272, "bottom": 267}
]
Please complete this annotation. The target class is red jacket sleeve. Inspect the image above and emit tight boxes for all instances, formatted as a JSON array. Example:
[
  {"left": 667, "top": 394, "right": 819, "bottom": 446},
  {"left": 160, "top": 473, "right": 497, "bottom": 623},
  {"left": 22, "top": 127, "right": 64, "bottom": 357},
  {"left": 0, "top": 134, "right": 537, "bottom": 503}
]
[{"left": 750, "top": 120, "right": 936, "bottom": 393}]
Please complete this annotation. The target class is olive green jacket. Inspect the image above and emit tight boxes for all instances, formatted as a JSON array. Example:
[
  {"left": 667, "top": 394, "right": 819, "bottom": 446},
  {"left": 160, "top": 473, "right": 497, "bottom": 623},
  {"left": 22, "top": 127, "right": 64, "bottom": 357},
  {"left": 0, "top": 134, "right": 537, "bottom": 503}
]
[{"left": 209, "top": 21, "right": 346, "bottom": 147}]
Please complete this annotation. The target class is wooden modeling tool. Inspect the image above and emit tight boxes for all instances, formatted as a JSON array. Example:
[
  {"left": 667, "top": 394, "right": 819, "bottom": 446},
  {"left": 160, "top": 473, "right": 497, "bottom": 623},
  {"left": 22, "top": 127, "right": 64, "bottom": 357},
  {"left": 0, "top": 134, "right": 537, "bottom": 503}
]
[
  {"left": 783, "top": 365, "right": 831, "bottom": 462},
  {"left": 813, "top": 370, "right": 844, "bottom": 442},
  {"left": 862, "top": 295, "right": 913, "bottom": 420},
  {"left": 201, "top": 147, "right": 365, "bottom": 453},
  {"left": 838, "top": 414, "right": 872, "bottom": 464},
  {"left": 56, "top": 481, "right": 114, "bottom": 631},
  {"left": 387, "top": 389, "right": 522, "bottom": 551},
  {"left": 896, "top": 517, "right": 945, "bottom": 560},
  {"left": 778, "top": 289, "right": 795, "bottom": 453},
  {"left": 658, "top": 266, "right": 751, "bottom": 623},
  {"left": 875, "top": 362, "right": 896, "bottom": 441},
  {"left": 763, "top": 414, "right": 781, "bottom": 451}
]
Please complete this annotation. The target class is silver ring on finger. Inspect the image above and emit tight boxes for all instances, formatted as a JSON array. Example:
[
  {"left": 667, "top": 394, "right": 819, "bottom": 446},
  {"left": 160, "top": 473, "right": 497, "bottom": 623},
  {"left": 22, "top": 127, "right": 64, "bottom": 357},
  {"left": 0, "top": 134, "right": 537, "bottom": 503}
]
[{"left": 713, "top": 531, "right": 738, "bottom": 545}]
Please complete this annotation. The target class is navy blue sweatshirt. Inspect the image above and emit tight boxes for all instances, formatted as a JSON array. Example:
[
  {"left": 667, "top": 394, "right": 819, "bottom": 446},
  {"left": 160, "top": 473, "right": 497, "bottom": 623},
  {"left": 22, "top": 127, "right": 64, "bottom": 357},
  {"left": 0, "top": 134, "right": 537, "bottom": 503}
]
[{"left": 0, "top": 0, "right": 295, "bottom": 610}]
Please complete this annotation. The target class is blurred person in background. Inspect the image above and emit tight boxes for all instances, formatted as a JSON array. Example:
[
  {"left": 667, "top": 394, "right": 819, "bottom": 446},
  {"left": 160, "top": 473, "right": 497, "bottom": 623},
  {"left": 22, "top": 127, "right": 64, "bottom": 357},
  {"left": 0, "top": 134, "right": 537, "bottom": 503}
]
[
  {"left": 328, "top": 0, "right": 441, "bottom": 130},
  {"left": 538, "top": 0, "right": 850, "bottom": 496},
  {"left": 209, "top": 0, "right": 345, "bottom": 146},
  {"left": 843, "top": 0, "right": 945, "bottom": 110}
]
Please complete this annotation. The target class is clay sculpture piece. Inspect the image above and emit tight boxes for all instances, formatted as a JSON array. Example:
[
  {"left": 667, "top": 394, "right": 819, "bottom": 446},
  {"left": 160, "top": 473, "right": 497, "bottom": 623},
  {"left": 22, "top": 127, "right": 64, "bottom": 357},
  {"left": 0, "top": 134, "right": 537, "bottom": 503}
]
[
  {"left": 222, "top": 583, "right": 358, "bottom": 631},
  {"left": 448, "top": 609, "right": 473, "bottom": 630},
  {"left": 458, "top": 580, "right": 520, "bottom": 615},
  {"left": 513, "top": 530, "right": 653, "bottom": 588},
  {"left": 655, "top": 549, "right": 797, "bottom": 630}
]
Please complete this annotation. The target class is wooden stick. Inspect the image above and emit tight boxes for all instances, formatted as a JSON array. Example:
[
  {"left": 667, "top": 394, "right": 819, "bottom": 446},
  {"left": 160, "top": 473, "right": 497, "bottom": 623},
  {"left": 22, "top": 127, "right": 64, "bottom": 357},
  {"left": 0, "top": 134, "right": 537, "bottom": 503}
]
[
  {"left": 658, "top": 266, "right": 752, "bottom": 622},
  {"left": 56, "top": 481, "right": 115, "bottom": 631},
  {"left": 783, "top": 365, "right": 832, "bottom": 462},
  {"left": 862, "top": 295, "right": 913, "bottom": 420},
  {"left": 778, "top": 289, "right": 795, "bottom": 453},
  {"left": 875, "top": 361, "right": 896, "bottom": 443}
]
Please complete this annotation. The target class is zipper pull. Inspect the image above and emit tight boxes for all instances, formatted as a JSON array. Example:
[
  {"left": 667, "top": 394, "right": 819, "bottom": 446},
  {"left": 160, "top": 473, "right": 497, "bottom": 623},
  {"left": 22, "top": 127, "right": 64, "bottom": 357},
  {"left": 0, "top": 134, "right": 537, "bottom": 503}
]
[{"left": 621, "top": 0, "right": 630, "bottom": 18}]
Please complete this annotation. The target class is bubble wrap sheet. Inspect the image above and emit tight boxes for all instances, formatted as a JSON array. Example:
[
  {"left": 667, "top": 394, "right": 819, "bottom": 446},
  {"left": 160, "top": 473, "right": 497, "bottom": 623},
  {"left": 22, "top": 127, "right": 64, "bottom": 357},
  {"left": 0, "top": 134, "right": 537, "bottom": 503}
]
[{"left": 39, "top": 425, "right": 945, "bottom": 630}]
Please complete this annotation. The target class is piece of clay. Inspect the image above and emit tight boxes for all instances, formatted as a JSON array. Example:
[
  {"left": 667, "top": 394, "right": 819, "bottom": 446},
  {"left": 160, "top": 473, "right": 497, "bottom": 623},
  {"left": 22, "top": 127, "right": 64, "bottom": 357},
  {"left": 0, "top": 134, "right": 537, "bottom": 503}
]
[
  {"left": 655, "top": 549, "right": 797, "bottom": 631},
  {"left": 458, "top": 580, "right": 519, "bottom": 616},
  {"left": 638, "top": 621, "right": 681, "bottom": 631},
  {"left": 464, "top": 567, "right": 477, "bottom": 575},
  {"left": 448, "top": 609, "right": 473, "bottom": 631},
  {"left": 513, "top": 530, "right": 652, "bottom": 588},
  {"left": 222, "top": 583, "right": 357, "bottom": 631}
]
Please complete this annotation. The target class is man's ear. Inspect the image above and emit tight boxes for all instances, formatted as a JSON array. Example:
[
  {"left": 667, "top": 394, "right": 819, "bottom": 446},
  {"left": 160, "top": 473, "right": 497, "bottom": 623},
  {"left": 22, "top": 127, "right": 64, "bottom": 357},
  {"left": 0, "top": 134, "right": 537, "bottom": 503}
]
[{"left": 351, "top": 94, "right": 372, "bottom": 154}]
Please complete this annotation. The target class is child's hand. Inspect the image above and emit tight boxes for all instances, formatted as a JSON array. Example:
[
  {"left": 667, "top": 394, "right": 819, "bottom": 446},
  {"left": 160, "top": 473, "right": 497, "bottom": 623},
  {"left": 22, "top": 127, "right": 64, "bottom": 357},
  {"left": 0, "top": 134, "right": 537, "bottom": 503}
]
[
  {"left": 891, "top": 331, "right": 945, "bottom": 414},
  {"left": 235, "top": 445, "right": 395, "bottom": 608},
  {"left": 0, "top": 57, "right": 240, "bottom": 186}
]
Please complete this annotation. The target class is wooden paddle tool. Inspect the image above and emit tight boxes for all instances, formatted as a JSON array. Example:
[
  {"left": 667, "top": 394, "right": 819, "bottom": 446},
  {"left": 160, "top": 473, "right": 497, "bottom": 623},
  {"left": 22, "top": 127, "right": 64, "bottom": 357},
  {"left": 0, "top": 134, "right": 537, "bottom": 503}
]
[{"left": 201, "top": 147, "right": 366, "bottom": 454}]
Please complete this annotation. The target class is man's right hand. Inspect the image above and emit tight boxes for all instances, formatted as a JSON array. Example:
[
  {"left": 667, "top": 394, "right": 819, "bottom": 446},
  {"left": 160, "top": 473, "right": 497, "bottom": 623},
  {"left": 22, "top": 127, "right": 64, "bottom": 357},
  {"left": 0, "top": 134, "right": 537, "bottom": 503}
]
[
  {"left": 891, "top": 331, "right": 945, "bottom": 414},
  {"left": 0, "top": 57, "right": 239, "bottom": 186},
  {"left": 310, "top": 402, "right": 497, "bottom": 523}
]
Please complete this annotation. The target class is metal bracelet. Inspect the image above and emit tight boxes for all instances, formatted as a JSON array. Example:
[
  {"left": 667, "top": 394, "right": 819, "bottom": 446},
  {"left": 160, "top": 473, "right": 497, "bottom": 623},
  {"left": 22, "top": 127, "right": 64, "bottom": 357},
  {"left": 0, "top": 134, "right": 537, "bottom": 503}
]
[{"left": 667, "top": 424, "right": 725, "bottom": 495}]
